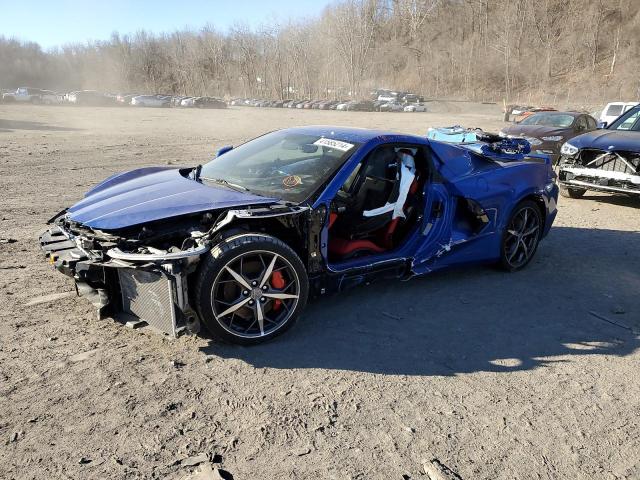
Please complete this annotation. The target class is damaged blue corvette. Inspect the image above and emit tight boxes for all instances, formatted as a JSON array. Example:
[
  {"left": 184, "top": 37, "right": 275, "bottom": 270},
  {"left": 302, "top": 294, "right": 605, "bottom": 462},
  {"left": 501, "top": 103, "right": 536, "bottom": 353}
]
[{"left": 40, "top": 126, "right": 558, "bottom": 344}]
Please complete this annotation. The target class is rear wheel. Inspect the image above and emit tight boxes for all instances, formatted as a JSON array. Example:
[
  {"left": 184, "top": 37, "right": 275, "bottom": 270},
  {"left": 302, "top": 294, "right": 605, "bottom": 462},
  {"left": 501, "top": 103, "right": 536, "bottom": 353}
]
[
  {"left": 194, "top": 233, "right": 309, "bottom": 345},
  {"left": 560, "top": 185, "right": 586, "bottom": 198},
  {"left": 500, "top": 200, "right": 542, "bottom": 271}
]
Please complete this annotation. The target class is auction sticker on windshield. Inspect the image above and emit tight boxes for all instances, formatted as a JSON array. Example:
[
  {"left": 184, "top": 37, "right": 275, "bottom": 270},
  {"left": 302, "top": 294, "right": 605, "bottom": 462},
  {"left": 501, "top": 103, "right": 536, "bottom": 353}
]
[{"left": 313, "top": 138, "right": 355, "bottom": 152}]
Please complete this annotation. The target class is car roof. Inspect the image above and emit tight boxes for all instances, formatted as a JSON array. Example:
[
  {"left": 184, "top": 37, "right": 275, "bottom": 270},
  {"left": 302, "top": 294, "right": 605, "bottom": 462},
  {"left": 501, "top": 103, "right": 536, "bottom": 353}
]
[
  {"left": 526, "top": 111, "right": 582, "bottom": 117},
  {"left": 605, "top": 101, "right": 638, "bottom": 106},
  {"left": 281, "top": 125, "right": 422, "bottom": 144}
]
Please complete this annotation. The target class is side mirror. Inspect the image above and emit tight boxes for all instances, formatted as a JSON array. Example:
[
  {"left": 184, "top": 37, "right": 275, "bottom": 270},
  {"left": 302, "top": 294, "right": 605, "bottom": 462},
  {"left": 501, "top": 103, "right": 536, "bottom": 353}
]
[
  {"left": 597, "top": 121, "right": 608, "bottom": 129},
  {"left": 216, "top": 145, "right": 233, "bottom": 157}
]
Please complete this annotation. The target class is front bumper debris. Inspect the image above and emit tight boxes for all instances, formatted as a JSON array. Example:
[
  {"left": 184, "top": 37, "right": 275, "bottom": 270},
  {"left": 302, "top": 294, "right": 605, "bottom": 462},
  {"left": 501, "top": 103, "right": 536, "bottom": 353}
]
[
  {"left": 559, "top": 166, "right": 640, "bottom": 195},
  {"left": 39, "top": 225, "right": 200, "bottom": 337}
]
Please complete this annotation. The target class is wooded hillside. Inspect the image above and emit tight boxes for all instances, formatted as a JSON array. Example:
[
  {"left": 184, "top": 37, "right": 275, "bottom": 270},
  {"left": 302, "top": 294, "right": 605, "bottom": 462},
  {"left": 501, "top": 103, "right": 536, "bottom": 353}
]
[{"left": 1, "top": 0, "right": 638, "bottom": 104}]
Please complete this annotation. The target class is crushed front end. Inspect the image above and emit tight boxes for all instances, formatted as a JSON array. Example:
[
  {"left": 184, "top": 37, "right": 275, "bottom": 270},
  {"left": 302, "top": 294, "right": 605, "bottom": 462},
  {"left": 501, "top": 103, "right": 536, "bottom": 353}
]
[
  {"left": 558, "top": 148, "right": 640, "bottom": 196},
  {"left": 39, "top": 214, "right": 209, "bottom": 337}
]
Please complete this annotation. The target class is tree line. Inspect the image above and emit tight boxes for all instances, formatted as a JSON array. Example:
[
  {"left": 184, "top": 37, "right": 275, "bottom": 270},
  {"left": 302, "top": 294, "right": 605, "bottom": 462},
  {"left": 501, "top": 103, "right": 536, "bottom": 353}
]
[{"left": 1, "top": 0, "right": 638, "bottom": 105}]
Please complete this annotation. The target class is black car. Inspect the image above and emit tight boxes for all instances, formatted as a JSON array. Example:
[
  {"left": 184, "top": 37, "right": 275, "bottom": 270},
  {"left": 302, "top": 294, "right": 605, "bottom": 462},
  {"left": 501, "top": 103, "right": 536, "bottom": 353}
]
[
  {"left": 346, "top": 100, "right": 375, "bottom": 112},
  {"left": 194, "top": 97, "right": 227, "bottom": 109}
]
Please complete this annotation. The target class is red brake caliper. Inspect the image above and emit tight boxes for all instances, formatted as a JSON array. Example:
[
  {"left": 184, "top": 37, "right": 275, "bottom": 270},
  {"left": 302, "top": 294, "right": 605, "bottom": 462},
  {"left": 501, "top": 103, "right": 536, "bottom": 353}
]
[{"left": 270, "top": 270, "right": 286, "bottom": 311}]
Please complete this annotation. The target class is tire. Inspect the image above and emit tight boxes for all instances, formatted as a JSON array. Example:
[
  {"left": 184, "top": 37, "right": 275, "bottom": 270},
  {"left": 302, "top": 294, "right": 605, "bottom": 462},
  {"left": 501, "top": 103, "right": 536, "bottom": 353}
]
[
  {"left": 500, "top": 200, "right": 543, "bottom": 271},
  {"left": 560, "top": 185, "right": 586, "bottom": 199},
  {"left": 194, "top": 233, "right": 309, "bottom": 345}
]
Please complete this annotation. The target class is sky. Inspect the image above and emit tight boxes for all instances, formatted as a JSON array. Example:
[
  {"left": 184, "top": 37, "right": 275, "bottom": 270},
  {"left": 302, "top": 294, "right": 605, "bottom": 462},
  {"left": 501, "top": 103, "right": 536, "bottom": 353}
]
[{"left": 0, "top": 0, "right": 331, "bottom": 49}]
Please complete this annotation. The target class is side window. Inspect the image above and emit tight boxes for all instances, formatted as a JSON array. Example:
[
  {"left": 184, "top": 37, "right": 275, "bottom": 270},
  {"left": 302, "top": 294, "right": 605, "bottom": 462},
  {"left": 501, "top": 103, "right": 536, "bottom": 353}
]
[
  {"left": 575, "top": 116, "right": 588, "bottom": 132},
  {"left": 615, "top": 111, "right": 640, "bottom": 131},
  {"left": 586, "top": 116, "right": 597, "bottom": 130}
]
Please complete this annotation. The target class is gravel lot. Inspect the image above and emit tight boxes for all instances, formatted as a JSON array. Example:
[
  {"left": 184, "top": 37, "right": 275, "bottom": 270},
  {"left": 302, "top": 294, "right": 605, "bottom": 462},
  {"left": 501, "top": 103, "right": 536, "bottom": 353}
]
[{"left": 1, "top": 103, "right": 639, "bottom": 480}]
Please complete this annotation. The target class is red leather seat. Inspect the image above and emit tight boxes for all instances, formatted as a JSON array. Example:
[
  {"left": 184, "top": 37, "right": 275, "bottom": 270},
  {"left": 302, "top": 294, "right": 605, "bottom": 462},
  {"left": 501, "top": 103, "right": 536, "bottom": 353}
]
[{"left": 328, "top": 173, "right": 421, "bottom": 257}]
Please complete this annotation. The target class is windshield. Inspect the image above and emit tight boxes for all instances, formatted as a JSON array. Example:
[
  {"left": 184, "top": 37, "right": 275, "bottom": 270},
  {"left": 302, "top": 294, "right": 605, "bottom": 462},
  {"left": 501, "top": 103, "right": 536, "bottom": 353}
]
[
  {"left": 199, "top": 130, "right": 360, "bottom": 203},
  {"left": 519, "top": 113, "right": 575, "bottom": 127},
  {"left": 608, "top": 107, "right": 640, "bottom": 131}
]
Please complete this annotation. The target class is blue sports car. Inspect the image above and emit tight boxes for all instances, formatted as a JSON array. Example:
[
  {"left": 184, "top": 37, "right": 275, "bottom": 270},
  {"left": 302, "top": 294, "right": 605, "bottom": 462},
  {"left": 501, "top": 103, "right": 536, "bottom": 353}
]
[{"left": 40, "top": 126, "right": 558, "bottom": 344}]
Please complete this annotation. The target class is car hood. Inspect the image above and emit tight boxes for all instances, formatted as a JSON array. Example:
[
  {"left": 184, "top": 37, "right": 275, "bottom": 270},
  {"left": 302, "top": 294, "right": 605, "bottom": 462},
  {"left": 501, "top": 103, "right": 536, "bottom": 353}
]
[
  {"left": 67, "top": 166, "right": 277, "bottom": 230},
  {"left": 567, "top": 129, "right": 640, "bottom": 151},
  {"left": 503, "top": 125, "right": 568, "bottom": 138}
]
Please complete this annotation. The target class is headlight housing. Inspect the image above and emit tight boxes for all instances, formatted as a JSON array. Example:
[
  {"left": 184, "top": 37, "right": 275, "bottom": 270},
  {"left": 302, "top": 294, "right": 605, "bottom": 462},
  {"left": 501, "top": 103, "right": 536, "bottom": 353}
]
[
  {"left": 560, "top": 142, "right": 579, "bottom": 156},
  {"left": 541, "top": 135, "right": 563, "bottom": 141}
]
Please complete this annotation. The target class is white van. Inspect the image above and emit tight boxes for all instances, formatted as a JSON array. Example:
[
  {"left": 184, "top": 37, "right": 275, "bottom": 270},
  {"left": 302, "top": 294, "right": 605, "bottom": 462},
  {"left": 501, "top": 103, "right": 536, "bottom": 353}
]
[{"left": 599, "top": 102, "right": 639, "bottom": 126}]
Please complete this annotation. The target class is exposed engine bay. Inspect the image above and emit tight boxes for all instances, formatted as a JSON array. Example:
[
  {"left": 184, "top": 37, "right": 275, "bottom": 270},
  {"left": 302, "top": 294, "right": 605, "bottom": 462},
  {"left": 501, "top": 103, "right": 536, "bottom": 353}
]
[{"left": 40, "top": 204, "right": 310, "bottom": 337}]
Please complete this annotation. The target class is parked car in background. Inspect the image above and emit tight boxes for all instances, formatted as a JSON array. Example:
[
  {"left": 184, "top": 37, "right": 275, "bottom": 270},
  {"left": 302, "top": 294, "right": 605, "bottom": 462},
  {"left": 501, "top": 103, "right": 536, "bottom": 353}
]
[
  {"left": 558, "top": 104, "right": 640, "bottom": 198},
  {"left": 377, "top": 91, "right": 398, "bottom": 102},
  {"left": 116, "top": 93, "right": 138, "bottom": 105},
  {"left": 180, "top": 97, "right": 196, "bottom": 107},
  {"left": 2, "top": 87, "right": 47, "bottom": 103},
  {"left": 194, "top": 97, "right": 227, "bottom": 109},
  {"left": 345, "top": 100, "right": 375, "bottom": 112},
  {"left": 500, "top": 111, "right": 597, "bottom": 164},
  {"left": 400, "top": 93, "right": 423, "bottom": 104},
  {"left": 379, "top": 100, "right": 404, "bottom": 112},
  {"left": 168, "top": 95, "right": 186, "bottom": 107},
  {"left": 131, "top": 95, "right": 171, "bottom": 107},
  {"left": 67, "top": 90, "right": 113, "bottom": 106},
  {"left": 404, "top": 103, "right": 427, "bottom": 112},
  {"left": 599, "top": 102, "right": 639, "bottom": 127},
  {"left": 513, "top": 107, "right": 557, "bottom": 123},
  {"left": 40, "top": 90, "right": 64, "bottom": 105}
]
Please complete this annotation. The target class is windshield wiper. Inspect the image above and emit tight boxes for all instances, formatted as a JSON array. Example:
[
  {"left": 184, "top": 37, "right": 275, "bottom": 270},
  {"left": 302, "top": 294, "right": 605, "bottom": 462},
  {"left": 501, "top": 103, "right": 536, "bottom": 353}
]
[{"left": 201, "top": 177, "right": 249, "bottom": 192}]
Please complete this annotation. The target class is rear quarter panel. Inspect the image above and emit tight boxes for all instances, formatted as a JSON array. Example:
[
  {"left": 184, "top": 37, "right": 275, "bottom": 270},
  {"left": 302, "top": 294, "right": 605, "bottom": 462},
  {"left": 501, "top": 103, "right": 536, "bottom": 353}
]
[{"left": 414, "top": 141, "right": 554, "bottom": 271}]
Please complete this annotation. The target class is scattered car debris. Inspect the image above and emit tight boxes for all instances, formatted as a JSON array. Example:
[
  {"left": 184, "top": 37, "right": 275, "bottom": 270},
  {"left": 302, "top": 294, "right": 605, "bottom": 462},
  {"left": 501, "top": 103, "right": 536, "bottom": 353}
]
[
  {"left": 0, "top": 238, "right": 17, "bottom": 244},
  {"left": 182, "top": 462, "right": 229, "bottom": 480},
  {"left": 423, "top": 458, "right": 463, "bottom": 480},
  {"left": 181, "top": 453, "right": 209, "bottom": 467},
  {"left": 68, "top": 348, "right": 100, "bottom": 363},
  {"left": 25, "top": 291, "right": 74, "bottom": 306}
]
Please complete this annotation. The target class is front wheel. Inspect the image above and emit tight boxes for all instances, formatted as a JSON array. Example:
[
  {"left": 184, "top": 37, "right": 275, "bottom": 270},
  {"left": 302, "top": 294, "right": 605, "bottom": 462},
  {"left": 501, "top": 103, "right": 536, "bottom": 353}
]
[
  {"left": 560, "top": 185, "right": 586, "bottom": 198},
  {"left": 194, "top": 233, "right": 309, "bottom": 345},
  {"left": 500, "top": 200, "right": 543, "bottom": 271}
]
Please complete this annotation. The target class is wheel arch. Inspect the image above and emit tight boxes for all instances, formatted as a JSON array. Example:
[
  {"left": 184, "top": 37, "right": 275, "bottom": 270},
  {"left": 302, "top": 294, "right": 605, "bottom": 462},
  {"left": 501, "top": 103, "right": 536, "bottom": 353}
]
[{"left": 520, "top": 193, "right": 547, "bottom": 232}]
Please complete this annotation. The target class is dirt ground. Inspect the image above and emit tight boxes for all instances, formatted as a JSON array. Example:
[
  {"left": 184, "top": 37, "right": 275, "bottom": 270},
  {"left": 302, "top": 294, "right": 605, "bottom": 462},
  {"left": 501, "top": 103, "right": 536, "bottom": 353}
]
[{"left": 1, "top": 103, "right": 639, "bottom": 480}]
